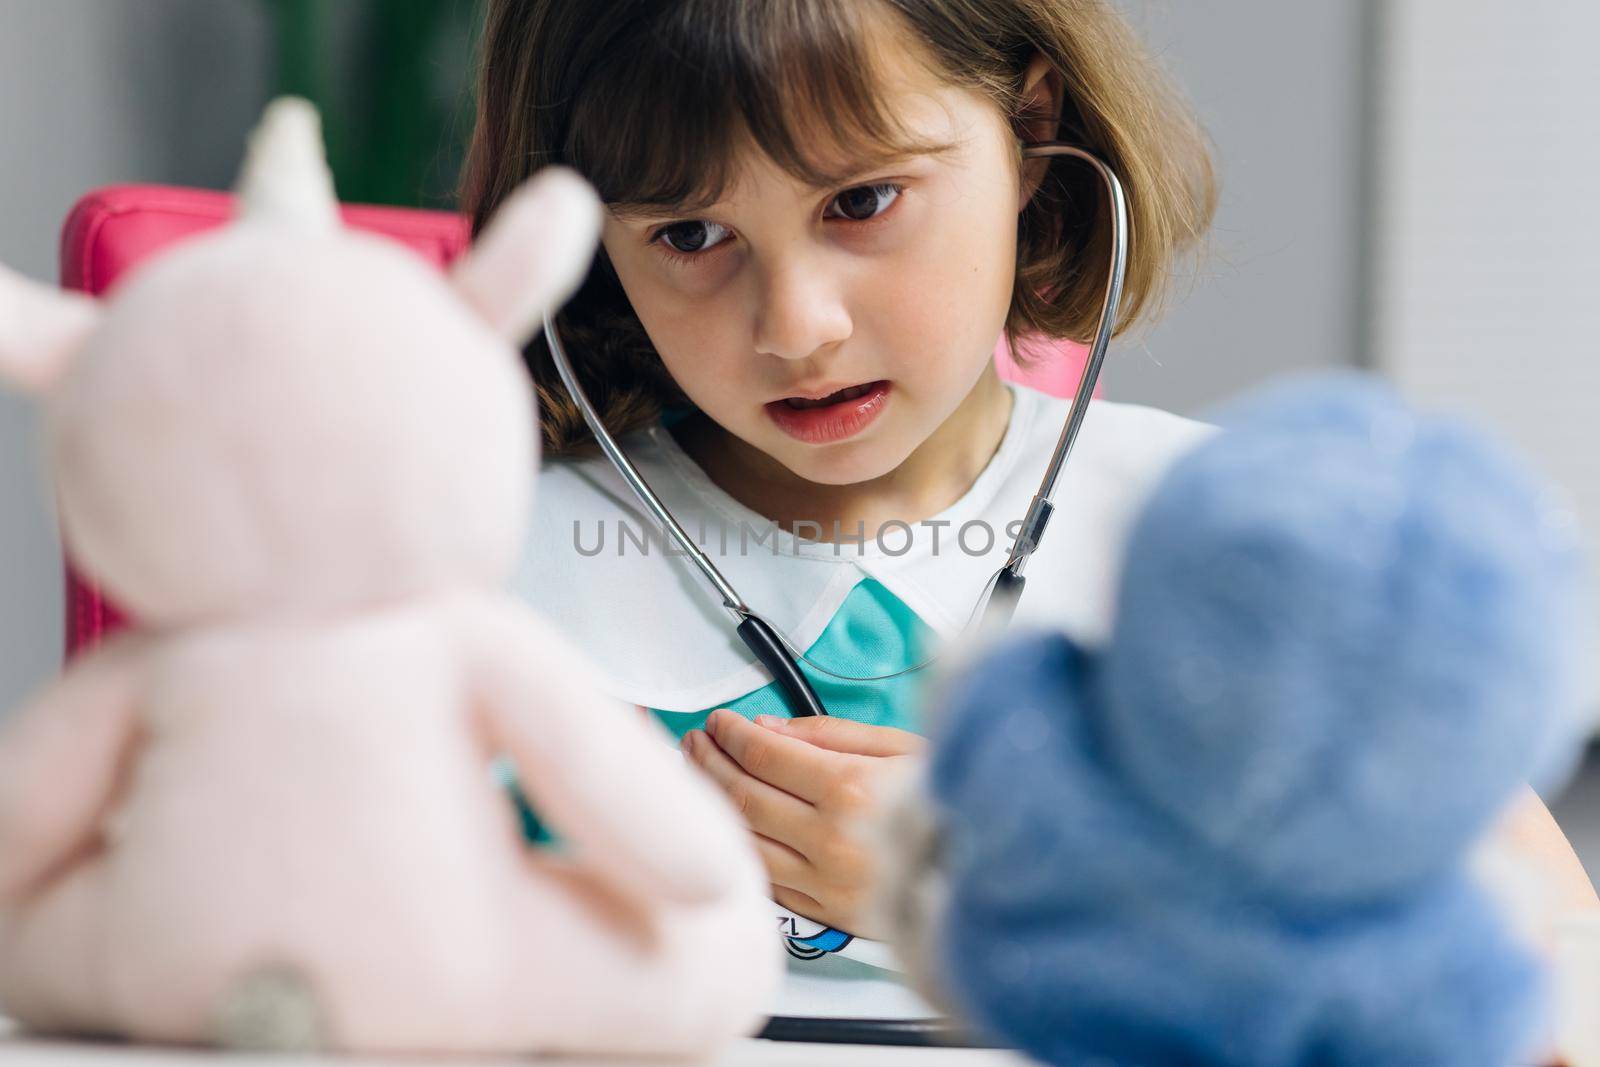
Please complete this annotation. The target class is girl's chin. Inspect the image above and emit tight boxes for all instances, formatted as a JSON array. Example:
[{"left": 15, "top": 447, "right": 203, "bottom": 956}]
[{"left": 768, "top": 432, "right": 913, "bottom": 487}]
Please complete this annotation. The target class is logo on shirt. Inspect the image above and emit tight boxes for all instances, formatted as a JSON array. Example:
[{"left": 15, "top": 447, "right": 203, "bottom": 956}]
[
  {"left": 572, "top": 516, "right": 1025, "bottom": 559},
  {"left": 778, "top": 912, "right": 854, "bottom": 961}
]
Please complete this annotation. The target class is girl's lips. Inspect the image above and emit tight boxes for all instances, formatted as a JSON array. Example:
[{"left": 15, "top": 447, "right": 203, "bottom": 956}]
[{"left": 764, "top": 380, "right": 892, "bottom": 444}]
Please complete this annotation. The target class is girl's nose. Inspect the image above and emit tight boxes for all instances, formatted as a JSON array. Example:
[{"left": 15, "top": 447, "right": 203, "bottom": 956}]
[{"left": 751, "top": 256, "right": 853, "bottom": 362}]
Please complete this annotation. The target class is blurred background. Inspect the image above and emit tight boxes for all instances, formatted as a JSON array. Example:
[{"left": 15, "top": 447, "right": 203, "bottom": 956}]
[{"left": 0, "top": 1, "right": 1596, "bottom": 871}]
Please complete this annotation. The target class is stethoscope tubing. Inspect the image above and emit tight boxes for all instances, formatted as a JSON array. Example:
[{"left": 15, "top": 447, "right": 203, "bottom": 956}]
[
  {"left": 542, "top": 141, "right": 1127, "bottom": 710},
  {"left": 543, "top": 319, "right": 831, "bottom": 715},
  {"left": 978, "top": 142, "right": 1129, "bottom": 625}
]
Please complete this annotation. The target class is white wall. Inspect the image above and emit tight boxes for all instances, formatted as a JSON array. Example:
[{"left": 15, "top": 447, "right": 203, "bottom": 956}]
[
  {"left": 1372, "top": 1, "right": 1600, "bottom": 689},
  {"left": 0, "top": 1, "right": 270, "bottom": 708},
  {"left": 1106, "top": 0, "right": 1373, "bottom": 413}
]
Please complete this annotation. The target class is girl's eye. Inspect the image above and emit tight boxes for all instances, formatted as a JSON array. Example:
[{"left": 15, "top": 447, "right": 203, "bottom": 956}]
[
  {"left": 825, "top": 183, "right": 902, "bottom": 222},
  {"left": 654, "top": 220, "right": 731, "bottom": 256}
]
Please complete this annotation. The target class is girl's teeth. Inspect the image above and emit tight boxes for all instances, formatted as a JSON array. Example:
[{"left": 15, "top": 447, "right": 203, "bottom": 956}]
[{"left": 784, "top": 383, "right": 874, "bottom": 410}]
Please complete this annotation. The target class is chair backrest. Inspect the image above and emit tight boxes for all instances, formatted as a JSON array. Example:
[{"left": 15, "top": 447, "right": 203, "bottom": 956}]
[{"left": 57, "top": 184, "right": 1089, "bottom": 658}]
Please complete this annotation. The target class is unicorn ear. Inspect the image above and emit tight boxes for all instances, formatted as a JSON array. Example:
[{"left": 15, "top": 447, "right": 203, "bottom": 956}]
[
  {"left": 452, "top": 167, "right": 602, "bottom": 347},
  {"left": 0, "top": 263, "right": 99, "bottom": 394}
]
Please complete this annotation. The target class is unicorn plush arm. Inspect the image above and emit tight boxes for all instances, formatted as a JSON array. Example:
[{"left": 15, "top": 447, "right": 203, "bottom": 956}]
[
  {"left": 0, "top": 637, "right": 145, "bottom": 905},
  {"left": 453, "top": 594, "right": 755, "bottom": 907}
]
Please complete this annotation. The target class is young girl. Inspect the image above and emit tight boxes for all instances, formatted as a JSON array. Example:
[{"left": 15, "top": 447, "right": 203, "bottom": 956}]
[{"left": 460, "top": 0, "right": 1596, "bottom": 1020}]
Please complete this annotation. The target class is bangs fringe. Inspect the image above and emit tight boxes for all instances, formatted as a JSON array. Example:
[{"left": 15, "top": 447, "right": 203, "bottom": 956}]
[{"left": 567, "top": 0, "right": 950, "bottom": 209}]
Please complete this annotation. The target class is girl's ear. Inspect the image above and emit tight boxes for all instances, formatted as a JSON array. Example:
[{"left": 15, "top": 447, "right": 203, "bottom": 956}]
[
  {"left": 0, "top": 264, "right": 99, "bottom": 395},
  {"left": 452, "top": 167, "right": 603, "bottom": 348},
  {"left": 1016, "top": 53, "right": 1068, "bottom": 210}
]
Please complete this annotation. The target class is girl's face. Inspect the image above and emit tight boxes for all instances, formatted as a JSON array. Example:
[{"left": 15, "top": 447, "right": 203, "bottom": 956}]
[{"left": 602, "top": 46, "right": 1028, "bottom": 488}]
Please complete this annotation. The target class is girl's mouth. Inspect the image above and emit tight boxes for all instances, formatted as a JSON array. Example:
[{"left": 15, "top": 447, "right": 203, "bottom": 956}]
[{"left": 764, "top": 380, "right": 892, "bottom": 444}]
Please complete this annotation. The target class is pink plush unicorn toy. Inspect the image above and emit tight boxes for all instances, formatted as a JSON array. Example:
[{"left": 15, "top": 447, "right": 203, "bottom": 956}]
[{"left": 0, "top": 97, "right": 779, "bottom": 1056}]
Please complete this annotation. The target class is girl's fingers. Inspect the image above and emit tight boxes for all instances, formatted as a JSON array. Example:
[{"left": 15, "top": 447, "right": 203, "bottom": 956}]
[
  {"left": 681, "top": 728, "right": 813, "bottom": 846},
  {"left": 772, "top": 884, "right": 827, "bottom": 924},
  {"left": 751, "top": 832, "right": 813, "bottom": 890},
  {"left": 755, "top": 714, "right": 927, "bottom": 758},
  {"left": 703, "top": 709, "right": 841, "bottom": 804}
]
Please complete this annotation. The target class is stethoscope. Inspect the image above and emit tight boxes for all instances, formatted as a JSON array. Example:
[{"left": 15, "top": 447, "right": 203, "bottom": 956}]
[{"left": 543, "top": 142, "right": 1127, "bottom": 1046}]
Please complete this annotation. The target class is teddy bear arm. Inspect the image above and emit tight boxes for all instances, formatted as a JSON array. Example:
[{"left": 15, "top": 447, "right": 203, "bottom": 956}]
[
  {"left": 453, "top": 595, "right": 749, "bottom": 907},
  {"left": 0, "top": 636, "right": 145, "bottom": 905}
]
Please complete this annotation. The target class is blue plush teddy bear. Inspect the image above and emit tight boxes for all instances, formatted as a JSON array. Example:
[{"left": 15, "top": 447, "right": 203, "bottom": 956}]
[{"left": 880, "top": 373, "right": 1592, "bottom": 1066}]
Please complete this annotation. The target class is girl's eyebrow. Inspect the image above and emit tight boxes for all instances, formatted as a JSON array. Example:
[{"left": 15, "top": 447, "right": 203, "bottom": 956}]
[
  {"left": 605, "top": 142, "right": 961, "bottom": 223},
  {"left": 607, "top": 200, "right": 711, "bottom": 223}
]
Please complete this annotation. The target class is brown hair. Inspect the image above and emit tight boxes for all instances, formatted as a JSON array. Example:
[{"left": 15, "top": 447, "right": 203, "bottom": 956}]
[{"left": 460, "top": 0, "right": 1216, "bottom": 455}]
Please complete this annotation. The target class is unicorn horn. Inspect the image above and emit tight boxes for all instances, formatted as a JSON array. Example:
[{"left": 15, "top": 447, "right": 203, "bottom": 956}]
[{"left": 234, "top": 96, "right": 340, "bottom": 231}]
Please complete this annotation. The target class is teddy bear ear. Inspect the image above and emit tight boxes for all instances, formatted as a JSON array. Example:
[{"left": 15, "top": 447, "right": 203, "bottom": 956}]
[
  {"left": 451, "top": 167, "right": 602, "bottom": 347},
  {"left": 0, "top": 263, "right": 100, "bottom": 394}
]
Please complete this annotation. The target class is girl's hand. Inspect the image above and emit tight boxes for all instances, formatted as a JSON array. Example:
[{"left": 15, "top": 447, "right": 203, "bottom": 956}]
[{"left": 680, "top": 710, "right": 925, "bottom": 938}]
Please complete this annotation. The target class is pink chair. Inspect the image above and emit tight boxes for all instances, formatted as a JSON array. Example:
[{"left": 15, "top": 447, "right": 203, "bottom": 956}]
[{"left": 57, "top": 185, "right": 1090, "bottom": 658}]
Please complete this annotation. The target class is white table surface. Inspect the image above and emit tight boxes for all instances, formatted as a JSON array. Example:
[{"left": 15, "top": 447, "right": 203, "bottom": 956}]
[{"left": 0, "top": 1018, "right": 1036, "bottom": 1066}]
